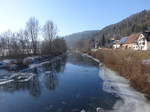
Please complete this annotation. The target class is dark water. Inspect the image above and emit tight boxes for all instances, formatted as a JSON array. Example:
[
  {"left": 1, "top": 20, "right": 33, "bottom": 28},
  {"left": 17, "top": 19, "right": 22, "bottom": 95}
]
[{"left": 0, "top": 53, "right": 121, "bottom": 112}]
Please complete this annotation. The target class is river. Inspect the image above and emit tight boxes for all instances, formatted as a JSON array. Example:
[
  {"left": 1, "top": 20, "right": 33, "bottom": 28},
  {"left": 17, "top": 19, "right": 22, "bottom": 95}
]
[{"left": 0, "top": 53, "right": 149, "bottom": 112}]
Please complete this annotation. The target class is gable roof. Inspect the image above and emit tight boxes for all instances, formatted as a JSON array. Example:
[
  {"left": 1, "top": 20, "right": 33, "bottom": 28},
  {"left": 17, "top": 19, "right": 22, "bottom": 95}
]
[
  {"left": 125, "top": 33, "right": 140, "bottom": 44},
  {"left": 119, "top": 37, "right": 128, "bottom": 44}
]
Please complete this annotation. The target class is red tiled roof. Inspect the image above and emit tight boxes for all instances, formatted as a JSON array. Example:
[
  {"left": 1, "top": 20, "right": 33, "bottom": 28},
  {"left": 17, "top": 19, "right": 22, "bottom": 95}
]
[{"left": 125, "top": 33, "right": 140, "bottom": 44}]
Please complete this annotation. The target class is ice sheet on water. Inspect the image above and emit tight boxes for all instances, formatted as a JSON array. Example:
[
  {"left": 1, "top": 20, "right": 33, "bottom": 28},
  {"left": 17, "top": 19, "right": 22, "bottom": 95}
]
[
  {"left": 82, "top": 54, "right": 150, "bottom": 112},
  {"left": 29, "top": 56, "right": 62, "bottom": 69},
  {"left": 100, "top": 66, "right": 150, "bottom": 112},
  {"left": 29, "top": 61, "right": 50, "bottom": 69},
  {"left": 0, "top": 69, "right": 10, "bottom": 76},
  {"left": 0, "top": 60, "right": 10, "bottom": 68},
  {"left": 0, "top": 79, "right": 14, "bottom": 85},
  {"left": 23, "top": 56, "right": 40, "bottom": 65},
  {"left": 2, "top": 59, "right": 13, "bottom": 64},
  {"left": 1, "top": 59, "right": 17, "bottom": 64},
  {"left": 82, "top": 53, "right": 100, "bottom": 63},
  {"left": 45, "top": 71, "right": 52, "bottom": 75},
  {"left": 9, "top": 73, "right": 35, "bottom": 82},
  {"left": 0, "top": 72, "right": 35, "bottom": 85}
]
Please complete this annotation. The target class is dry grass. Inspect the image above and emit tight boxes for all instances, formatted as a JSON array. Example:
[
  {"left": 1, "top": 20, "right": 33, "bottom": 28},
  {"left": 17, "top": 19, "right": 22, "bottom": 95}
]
[{"left": 88, "top": 49, "right": 150, "bottom": 96}]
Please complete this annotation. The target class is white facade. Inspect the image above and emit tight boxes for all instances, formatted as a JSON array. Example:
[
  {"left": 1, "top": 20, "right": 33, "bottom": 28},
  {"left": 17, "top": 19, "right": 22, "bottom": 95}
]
[
  {"left": 137, "top": 34, "right": 148, "bottom": 50},
  {"left": 113, "top": 44, "right": 120, "bottom": 49},
  {"left": 132, "top": 44, "right": 139, "bottom": 50},
  {"left": 126, "top": 34, "right": 148, "bottom": 51}
]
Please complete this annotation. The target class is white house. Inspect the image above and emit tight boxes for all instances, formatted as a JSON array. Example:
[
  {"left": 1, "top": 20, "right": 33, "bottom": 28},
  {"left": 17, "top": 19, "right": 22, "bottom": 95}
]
[
  {"left": 121, "top": 33, "right": 148, "bottom": 50},
  {"left": 112, "top": 33, "right": 150, "bottom": 50},
  {"left": 113, "top": 40, "right": 120, "bottom": 49},
  {"left": 137, "top": 33, "right": 147, "bottom": 50}
]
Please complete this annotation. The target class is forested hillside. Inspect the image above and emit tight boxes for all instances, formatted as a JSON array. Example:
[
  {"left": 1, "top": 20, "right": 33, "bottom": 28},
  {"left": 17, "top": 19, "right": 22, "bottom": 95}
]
[
  {"left": 65, "top": 10, "right": 150, "bottom": 50},
  {"left": 96, "top": 10, "right": 150, "bottom": 43},
  {"left": 64, "top": 30, "right": 98, "bottom": 49}
]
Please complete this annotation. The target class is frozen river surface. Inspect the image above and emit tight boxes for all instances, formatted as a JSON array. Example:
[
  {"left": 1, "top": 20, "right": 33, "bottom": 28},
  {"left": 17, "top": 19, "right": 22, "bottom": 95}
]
[{"left": 0, "top": 53, "right": 149, "bottom": 112}]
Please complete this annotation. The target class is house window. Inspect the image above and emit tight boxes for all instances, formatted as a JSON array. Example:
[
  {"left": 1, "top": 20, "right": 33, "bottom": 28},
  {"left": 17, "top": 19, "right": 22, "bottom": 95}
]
[{"left": 142, "top": 41, "right": 145, "bottom": 45}]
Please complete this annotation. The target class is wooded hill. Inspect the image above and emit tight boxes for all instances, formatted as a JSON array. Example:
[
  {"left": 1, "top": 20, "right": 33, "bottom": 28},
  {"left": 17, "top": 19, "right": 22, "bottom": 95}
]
[
  {"left": 96, "top": 10, "right": 150, "bottom": 42},
  {"left": 64, "top": 30, "right": 99, "bottom": 49},
  {"left": 65, "top": 10, "right": 150, "bottom": 50}
]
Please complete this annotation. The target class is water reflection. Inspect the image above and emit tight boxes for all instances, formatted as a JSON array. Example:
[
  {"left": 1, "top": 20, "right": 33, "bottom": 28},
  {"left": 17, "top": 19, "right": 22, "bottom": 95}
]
[
  {"left": 68, "top": 52, "right": 99, "bottom": 67},
  {"left": 42, "top": 55, "right": 67, "bottom": 73},
  {"left": 44, "top": 71, "right": 58, "bottom": 90},
  {"left": 0, "top": 55, "right": 67, "bottom": 97},
  {"left": 0, "top": 76, "right": 41, "bottom": 97},
  {"left": 0, "top": 54, "right": 125, "bottom": 112},
  {"left": 28, "top": 77, "right": 41, "bottom": 97}
]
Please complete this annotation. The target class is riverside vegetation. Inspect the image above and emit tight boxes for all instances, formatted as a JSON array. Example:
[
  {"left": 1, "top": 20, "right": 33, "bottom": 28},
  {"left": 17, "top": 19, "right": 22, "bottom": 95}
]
[
  {"left": 88, "top": 49, "right": 150, "bottom": 97},
  {"left": 0, "top": 17, "right": 67, "bottom": 65}
]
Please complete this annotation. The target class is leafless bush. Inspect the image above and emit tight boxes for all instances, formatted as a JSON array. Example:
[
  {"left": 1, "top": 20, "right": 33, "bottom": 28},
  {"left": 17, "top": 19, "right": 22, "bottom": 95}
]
[
  {"left": 0, "top": 18, "right": 67, "bottom": 59},
  {"left": 89, "top": 49, "right": 150, "bottom": 96}
]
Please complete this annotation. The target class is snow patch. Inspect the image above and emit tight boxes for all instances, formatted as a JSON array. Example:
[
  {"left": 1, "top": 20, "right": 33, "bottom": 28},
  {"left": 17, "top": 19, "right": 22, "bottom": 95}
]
[
  {"left": 100, "top": 66, "right": 150, "bottom": 112},
  {"left": 82, "top": 53, "right": 100, "bottom": 63},
  {"left": 142, "top": 59, "right": 150, "bottom": 65},
  {"left": 0, "top": 72, "right": 35, "bottom": 85},
  {"left": 29, "top": 61, "right": 50, "bottom": 69},
  {"left": 45, "top": 71, "right": 52, "bottom": 75},
  {"left": 9, "top": 72, "right": 35, "bottom": 82},
  {"left": 23, "top": 56, "right": 40, "bottom": 65},
  {"left": 83, "top": 53, "right": 150, "bottom": 112},
  {"left": 0, "top": 79, "right": 14, "bottom": 85}
]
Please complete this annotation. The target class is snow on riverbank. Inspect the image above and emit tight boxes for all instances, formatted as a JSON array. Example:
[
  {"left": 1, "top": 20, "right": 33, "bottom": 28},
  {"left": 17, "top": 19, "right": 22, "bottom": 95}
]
[
  {"left": 84, "top": 53, "right": 150, "bottom": 112},
  {"left": 82, "top": 53, "right": 100, "bottom": 63},
  {"left": 100, "top": 67, "right": 150, "bottom": 112},
  {"left": 142, "top": 59, "right": 150, "bottom": 65}
]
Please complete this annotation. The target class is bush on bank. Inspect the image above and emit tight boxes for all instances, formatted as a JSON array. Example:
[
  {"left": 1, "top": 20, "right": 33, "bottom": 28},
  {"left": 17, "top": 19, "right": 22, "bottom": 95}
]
[{"left": 88, "top": 49, "right": 150, "bottom": 96}]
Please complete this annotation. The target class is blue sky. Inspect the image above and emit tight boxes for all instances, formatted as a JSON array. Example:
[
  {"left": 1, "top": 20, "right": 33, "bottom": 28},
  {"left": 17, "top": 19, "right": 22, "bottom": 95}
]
[{"left": 0, "top": 0, "right": 149, "bottom": 36}]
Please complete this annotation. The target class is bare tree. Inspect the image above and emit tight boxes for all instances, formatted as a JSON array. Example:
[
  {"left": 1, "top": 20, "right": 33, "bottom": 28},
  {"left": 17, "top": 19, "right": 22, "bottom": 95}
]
[
  {"left": 53, "top": 37, "right": 67, "bottom": 55},
  {"left": 0, "top": 17, "right": 67, "bottom": 58},
  {"left": 0, "top": 30, "right": 14, "bottom": 56},
  {"left": 26, "top": 17, "right": 39, "bottom": 55},
  {"left": 17, "top": 30, "right": 31, "bottom": 55},
  {"left": 42, "top": 20, "right": 57, "bottom": 54}
]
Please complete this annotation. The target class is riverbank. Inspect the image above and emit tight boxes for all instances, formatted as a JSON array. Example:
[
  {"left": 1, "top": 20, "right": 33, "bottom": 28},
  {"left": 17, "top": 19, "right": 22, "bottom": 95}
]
[
  {"left": 0, "top": 53, "right": 67, "bottom": 71},
  {"left": 87, "top": 49, "right": 150, "bottom": 97}
]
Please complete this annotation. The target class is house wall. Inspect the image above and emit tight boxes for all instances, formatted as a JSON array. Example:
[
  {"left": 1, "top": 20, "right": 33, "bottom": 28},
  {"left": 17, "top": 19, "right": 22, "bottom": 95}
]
[
  {"left": 113, "top": 44, "right": 120, "bottom": 49},
  {"left": 132, "top": 44, "right": 139, "bottom": 50},
  {"left": 122, "top": 44, "right": 133, "bottom": 49},
  {"left": 147, "top": 42, "right": 150, "bottom": 50},
  {"left": 137, "top": 34, "right": 147, "bottom": 50},
  {"left": 119, "top": 34, "right": 150, "bottom": 51},
  {"left": 121, "top": 44, "right": 127, "bottom": 49},
  {"left": 121, "top": 43, "right": 139, "bottom": 50}
]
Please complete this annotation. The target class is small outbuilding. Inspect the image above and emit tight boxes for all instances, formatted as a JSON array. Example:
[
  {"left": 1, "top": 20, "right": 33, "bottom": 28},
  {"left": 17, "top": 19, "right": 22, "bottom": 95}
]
[{"left": 113, "top": 40, "right": 120, "bottom": 49}]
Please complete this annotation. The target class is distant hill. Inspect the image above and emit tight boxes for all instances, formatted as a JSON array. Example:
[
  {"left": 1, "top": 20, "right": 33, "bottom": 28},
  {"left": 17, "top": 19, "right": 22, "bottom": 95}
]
[
  {"left": 64, "top": 10, "right": 150, "bottom": 49},
  {"left": 96, "top": 10, "right": 150, "bottom": 42},
  {"left": 64, "top": 30, "right": 99, "bottom": 48}
]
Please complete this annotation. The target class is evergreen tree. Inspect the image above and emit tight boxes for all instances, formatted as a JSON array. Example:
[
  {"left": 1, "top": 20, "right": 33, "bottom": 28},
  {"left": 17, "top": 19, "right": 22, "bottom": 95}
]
[{"left": 102, "top": 34, "right": 106, "bottom": 47}]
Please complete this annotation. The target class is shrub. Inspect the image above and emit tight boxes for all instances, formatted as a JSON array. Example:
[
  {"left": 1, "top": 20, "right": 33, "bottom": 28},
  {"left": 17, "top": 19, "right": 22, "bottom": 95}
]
[{"left": 89, "top": 49, "right": 150, "bottom": 96}]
